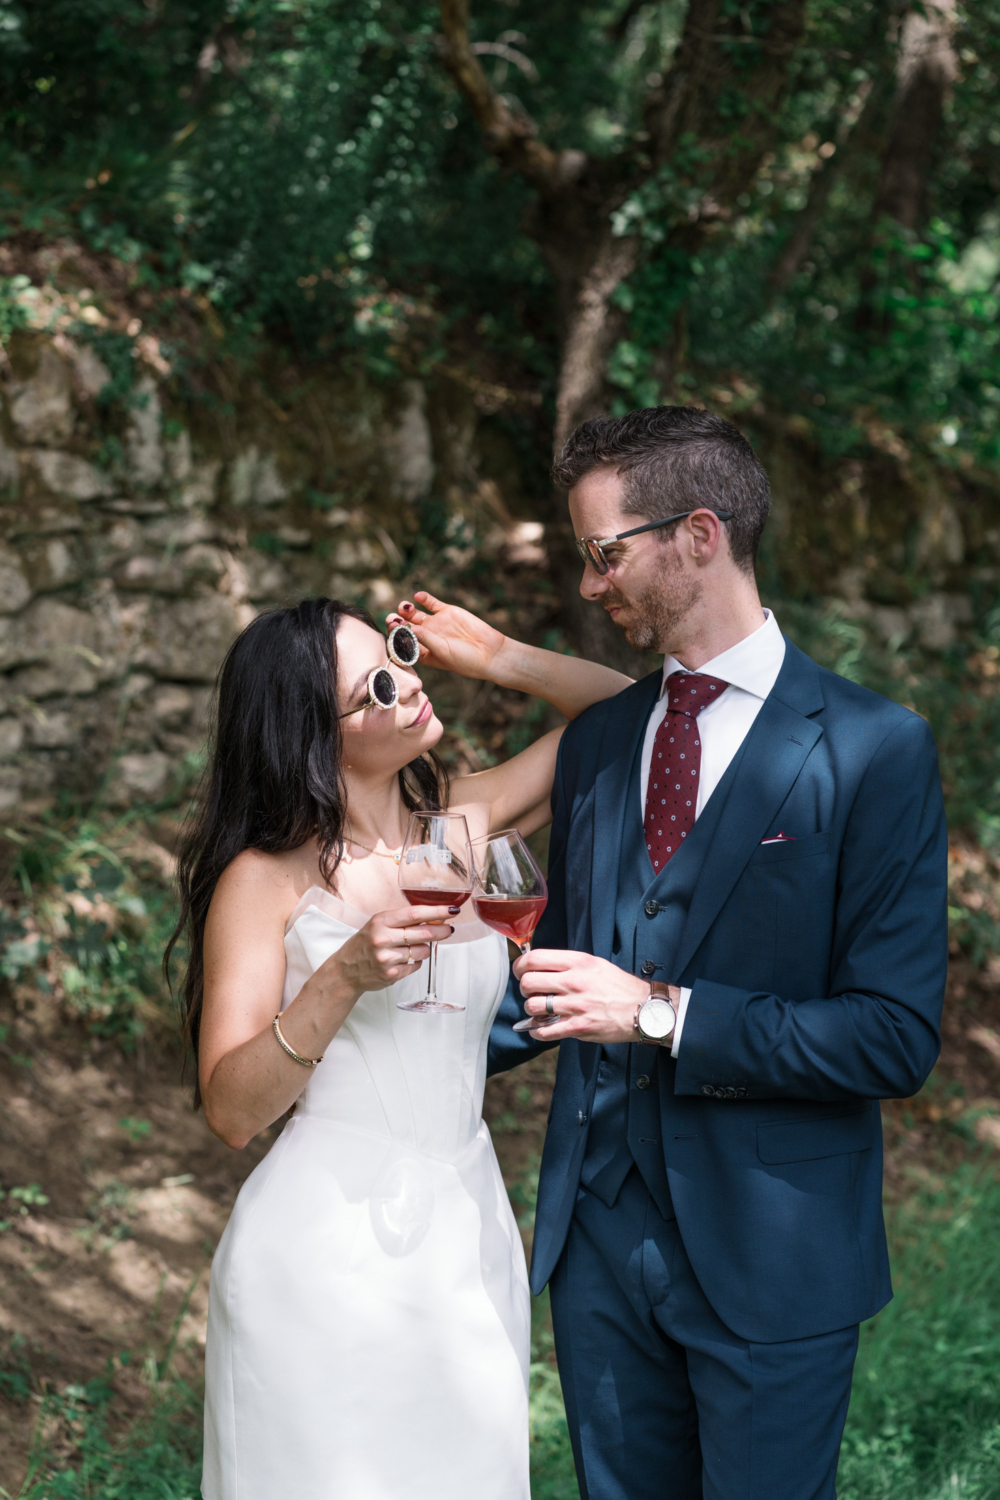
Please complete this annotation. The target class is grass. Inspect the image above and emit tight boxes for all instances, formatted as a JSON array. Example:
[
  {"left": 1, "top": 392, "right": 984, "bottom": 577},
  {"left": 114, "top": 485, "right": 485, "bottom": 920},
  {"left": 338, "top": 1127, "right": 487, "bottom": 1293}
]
[
  {"left": 12, "top": 1378, "right": 202, "bottom": 1500},
  {"left": 12, "top": 1160, "right": 999, "bottom": 1500},
  {"left": 839, "top": 1163, "right": 1000, "bottom": 1500}
]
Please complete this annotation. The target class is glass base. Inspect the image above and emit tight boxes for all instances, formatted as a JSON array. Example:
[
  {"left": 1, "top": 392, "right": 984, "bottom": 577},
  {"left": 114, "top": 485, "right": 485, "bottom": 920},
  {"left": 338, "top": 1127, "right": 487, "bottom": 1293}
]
[{"left": 396, "top": 997, "right": 466, "bottom": 1014}]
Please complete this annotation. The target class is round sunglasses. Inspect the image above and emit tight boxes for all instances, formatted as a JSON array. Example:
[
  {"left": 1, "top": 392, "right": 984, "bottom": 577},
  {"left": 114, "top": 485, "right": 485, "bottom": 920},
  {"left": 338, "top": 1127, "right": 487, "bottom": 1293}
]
[
  {"left": 340, "top": 623, "right": 421, "bottom": 718},
  {"left": 576, "top": 508, "right": 734, "bottom": 576}
]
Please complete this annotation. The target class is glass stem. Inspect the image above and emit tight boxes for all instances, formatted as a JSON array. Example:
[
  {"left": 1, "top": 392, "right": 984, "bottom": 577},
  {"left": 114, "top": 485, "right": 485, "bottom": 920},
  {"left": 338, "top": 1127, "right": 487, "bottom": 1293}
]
[
  {"left": 518, "top": 941, "right": 531, "bottom": 957},
  {"left": 426, "top": 939, "right": 438, "bottom": 997}
]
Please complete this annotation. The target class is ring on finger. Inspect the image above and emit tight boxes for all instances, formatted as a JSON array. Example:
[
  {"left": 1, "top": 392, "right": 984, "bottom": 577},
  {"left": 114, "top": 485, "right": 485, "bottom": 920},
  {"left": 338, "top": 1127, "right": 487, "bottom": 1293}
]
[{"left": 545, "top": 996, "right": 556, "bottom": 1017}]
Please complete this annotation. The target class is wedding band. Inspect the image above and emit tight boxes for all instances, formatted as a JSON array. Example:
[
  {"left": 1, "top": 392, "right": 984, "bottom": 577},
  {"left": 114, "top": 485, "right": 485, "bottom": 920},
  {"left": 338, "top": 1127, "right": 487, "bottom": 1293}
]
[
  {"left": 545, "top": 996, "right": 555, "bottom": 1017},
  {"left": 406, "top": 944, "right": 412, "bottom": 963}
]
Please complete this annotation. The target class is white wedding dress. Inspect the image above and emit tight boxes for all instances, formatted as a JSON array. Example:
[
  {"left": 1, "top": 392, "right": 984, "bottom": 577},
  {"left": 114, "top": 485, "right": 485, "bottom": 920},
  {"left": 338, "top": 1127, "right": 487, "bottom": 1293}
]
[{"left": 202, "top": 888, "right": 531, "bottom": 1500}]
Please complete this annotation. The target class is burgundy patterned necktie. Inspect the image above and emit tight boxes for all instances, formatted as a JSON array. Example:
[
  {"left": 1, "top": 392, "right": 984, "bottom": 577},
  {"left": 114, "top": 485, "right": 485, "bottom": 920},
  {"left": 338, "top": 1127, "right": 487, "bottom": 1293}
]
[{"left": 644, "top": 671, "right": 729, "bottom": 873}]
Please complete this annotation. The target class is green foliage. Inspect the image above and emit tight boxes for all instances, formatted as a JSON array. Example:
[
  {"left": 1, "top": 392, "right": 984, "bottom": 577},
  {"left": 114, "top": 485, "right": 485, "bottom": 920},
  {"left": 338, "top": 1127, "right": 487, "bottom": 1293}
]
[
  {"left": 839, "top": 1167, "right": 1000, "bottom": 1499},
  {"left": 507, "top": 1152, "right": 541, "bottom": 1231},
  {"left": 0, "top": 1333, "right": 34, "bottom": 1403},
  {"left": 80, "top": 1180, "right": 139, "bottom": 1249},
  {"left": 0, "top": 818, "right": 180, "bottom": 1049},
  {"left": 530, "top": 1292, "right": 578, "bottom": 1500},
  {"left": 0, "top": 274, "right": 31, "bottom": 345},
  {"left": 6, "top": 0, "right": 1000, "bottom": 482},
  {"left": 17, "top": 1375, "right": 203, "bottom": 1500},
  {"left": 19, "top": 1162, "right": 1000, "bottom": 1500}
]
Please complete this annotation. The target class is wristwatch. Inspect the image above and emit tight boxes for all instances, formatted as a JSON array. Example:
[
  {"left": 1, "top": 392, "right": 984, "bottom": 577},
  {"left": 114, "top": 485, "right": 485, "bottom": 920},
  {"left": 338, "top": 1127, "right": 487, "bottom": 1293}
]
[{"left": 635, "top": 981, "right": 677, "bottom": 1046}]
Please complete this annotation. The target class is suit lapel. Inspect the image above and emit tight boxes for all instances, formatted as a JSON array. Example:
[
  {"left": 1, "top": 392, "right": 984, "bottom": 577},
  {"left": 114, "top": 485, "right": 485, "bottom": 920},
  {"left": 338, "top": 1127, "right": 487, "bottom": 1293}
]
[
  {"left": 589, "top": 670, "right": 661, "bottom": 959},
  {"left": 673, "top": 642, "right": 825, "bottom": 978}
]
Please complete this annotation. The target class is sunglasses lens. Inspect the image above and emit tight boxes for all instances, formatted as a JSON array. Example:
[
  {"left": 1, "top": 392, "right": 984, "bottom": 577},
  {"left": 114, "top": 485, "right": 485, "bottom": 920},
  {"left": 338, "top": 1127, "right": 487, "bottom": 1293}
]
[
  {"left": 370, "top": 668, "right": 398, "bottom": 708},
  {"left": 585, "top": 541, "right": 609, "bottom": 575},
  {"left": 388, "top": 624, "right": 419, "bottom": 667}
]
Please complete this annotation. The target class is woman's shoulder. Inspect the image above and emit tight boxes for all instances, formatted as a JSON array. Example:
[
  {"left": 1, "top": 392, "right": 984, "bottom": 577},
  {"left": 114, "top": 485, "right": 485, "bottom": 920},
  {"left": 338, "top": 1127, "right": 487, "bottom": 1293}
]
[{"left": 210, "top": 846, "right": 319, "bottom": 928}]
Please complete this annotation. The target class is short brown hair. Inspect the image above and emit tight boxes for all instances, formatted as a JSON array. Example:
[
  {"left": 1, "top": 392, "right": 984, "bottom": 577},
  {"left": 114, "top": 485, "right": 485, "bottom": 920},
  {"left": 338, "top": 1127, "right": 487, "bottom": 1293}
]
[{"left": 552, "top": 406, "right": 770, "bottom": 573}]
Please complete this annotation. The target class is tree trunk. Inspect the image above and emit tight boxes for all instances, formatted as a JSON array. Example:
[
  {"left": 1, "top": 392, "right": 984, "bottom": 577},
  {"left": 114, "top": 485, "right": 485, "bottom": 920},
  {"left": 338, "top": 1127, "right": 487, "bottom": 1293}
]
[
  {"left": 540, "top": 225, "right": 650, "bottom": 674},
  {"left": 770, "top": 75, "right": 888, "bottom": 294},
  {"left": 856, "top": 0, "right": 957, "bottom": 330},
  {"left": 873, "top": 0, "right": 958, "bottom": 231},
  {"left": 552, "top": 231, "right": 639, "bottom": 459},
  {"left": 436, "top": 0, "right": 806, "bottom": 675}
]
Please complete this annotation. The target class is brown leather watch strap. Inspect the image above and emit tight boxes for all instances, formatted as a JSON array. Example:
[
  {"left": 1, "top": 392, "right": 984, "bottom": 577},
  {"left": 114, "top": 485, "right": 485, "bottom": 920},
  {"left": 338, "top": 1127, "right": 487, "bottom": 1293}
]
[{"left": 648, "top": 981, "right": 672, "bottom": 1000}]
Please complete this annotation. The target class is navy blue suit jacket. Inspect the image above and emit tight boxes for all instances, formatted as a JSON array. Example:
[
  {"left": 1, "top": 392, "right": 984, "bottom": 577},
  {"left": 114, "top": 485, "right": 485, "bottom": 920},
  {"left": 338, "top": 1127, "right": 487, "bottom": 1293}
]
[{"left": 488, "top": 640, "right": 948, "bottom": 1343}]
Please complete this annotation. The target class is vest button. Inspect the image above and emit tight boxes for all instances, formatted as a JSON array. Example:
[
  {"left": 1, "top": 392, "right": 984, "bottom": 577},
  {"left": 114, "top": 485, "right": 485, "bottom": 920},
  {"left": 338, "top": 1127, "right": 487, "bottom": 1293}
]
[
  {"left": 636, "top": 1074, "right": 651, "bottom": 1090},
  {"left": 701, "top": 1084, "right": 714, "bottom": 1097},
  {"left": 640, "top": 960, "right": 656, "bottom": 978},
  {"left": 644, "top": 899, "right": 659, "bottom": 917},
  {"left": 578, "top": 1110, "right": 588, "bottom": 1126}
]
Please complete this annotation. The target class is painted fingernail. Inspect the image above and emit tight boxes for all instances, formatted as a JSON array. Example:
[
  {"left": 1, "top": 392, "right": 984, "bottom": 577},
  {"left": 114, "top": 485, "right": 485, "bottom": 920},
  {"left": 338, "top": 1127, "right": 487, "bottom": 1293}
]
[
  {"left": 448, "top": 906, "right": 461, "bottom": 915},
  {"left": 448, "top": 924, "right": 456, "bottom": 934}
]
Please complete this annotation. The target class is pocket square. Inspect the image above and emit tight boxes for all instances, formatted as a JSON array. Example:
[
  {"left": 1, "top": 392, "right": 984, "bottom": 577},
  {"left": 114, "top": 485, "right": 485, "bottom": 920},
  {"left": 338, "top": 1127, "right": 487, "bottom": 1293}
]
[{"left": 760, "top": 830, "right": 796, "bottom": 845}]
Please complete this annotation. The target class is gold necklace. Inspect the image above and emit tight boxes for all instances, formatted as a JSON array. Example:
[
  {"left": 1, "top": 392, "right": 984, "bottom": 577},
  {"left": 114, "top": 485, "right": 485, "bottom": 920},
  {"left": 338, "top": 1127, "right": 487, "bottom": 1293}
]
[{"left": 346, "top": 829, "right": 402, "bottom": 864}]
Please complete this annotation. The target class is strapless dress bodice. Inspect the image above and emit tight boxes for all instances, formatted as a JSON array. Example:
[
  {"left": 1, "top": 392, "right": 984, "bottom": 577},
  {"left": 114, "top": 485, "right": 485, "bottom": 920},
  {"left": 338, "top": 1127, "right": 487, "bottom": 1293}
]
[{"left": 282, "top": 887, "right": 509, "bottom": 1159}]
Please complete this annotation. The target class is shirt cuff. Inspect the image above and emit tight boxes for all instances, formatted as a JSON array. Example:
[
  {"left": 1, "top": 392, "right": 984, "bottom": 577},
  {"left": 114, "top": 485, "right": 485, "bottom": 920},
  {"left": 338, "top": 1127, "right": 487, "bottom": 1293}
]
[{"left": 670, "top": 987, "right": 692, "bottom": 1059}]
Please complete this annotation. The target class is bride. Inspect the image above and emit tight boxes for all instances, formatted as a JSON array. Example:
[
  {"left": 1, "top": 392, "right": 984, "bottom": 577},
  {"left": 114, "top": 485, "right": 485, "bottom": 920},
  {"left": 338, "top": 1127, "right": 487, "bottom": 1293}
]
[{"left": 172, "top": 591, "right": 630, "bottom": 1500}]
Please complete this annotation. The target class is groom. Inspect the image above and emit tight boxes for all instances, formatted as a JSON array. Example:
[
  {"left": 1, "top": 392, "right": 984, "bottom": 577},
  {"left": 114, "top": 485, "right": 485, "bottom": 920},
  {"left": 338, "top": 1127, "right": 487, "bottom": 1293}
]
[{"left": 488, "top": 406, "right": 948, "bottom": 1499}]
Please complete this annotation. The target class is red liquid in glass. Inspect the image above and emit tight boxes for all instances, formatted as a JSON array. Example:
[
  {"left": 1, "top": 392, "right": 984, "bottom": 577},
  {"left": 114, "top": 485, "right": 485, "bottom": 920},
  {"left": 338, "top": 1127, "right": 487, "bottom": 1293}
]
[
  {"left": 473, "top": 895, "right": 547, "bottom": 944},
  {"left": 401, "top": 888, "right": 472, "bottom": 907}
]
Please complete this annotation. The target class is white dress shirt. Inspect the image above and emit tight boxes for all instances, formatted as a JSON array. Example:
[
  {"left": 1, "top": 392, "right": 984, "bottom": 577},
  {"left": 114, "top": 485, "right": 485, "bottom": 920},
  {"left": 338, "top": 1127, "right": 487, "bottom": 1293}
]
[{"left": 636, "top": 609, "right": 787, "bottom": 1055}]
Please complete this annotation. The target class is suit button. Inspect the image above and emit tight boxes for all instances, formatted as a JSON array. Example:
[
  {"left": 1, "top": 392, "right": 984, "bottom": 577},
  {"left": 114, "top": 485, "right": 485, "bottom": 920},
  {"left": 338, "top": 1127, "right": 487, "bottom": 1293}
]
[
  {"left": 578, "top": 1110, "right": 588, "bottom": 1126},
  {"left": 636, "top": 1074, "right": 651, "bottom": 1090},
  {"left": 725, "top": 1087, "right": 737, "bottom": 1099},
  {"left": 701, "top": 1084, "right": 714, "bottom": 1097},
  {"left": 736, "top": 1087, "right": 748, "bottom": 1099},
  {"left": 644, "top": 900, "right": 659, "bottom": 917},
  {"left": 640, "top": 960, "right": 656, "bottom": 978}
]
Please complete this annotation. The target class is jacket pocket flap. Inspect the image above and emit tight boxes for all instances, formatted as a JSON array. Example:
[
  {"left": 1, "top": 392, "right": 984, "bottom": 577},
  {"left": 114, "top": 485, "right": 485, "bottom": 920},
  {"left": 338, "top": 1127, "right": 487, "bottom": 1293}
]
[
  {"left": 751, "top": 832, "right": 829, "bottom": 864},
  {"left": 756, "top": 1108, "right": 872, "bottom": 1164}
]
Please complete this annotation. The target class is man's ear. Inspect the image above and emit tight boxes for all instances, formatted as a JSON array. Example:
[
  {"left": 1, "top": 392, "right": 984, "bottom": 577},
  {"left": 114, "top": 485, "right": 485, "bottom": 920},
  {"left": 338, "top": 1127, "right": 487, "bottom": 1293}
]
[{"left": 687, "top": 509, "right": 726, "bottom": 563}]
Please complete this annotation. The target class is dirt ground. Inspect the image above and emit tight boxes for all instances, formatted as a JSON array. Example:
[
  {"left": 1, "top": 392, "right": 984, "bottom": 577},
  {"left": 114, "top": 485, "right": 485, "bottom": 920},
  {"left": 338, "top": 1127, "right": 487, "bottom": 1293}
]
[
  {"left": 1, "top": 952, "right": 998, "bottom": 1494},
  {"left": 0, "top": 979, "right": 558, "bottom": 1493}
]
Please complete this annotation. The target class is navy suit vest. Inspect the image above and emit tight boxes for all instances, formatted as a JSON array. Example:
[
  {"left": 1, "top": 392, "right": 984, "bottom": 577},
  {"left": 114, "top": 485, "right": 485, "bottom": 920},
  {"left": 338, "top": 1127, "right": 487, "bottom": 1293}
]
[{"left": 580, "top": 719, "right": 745, "bottom": 1220}]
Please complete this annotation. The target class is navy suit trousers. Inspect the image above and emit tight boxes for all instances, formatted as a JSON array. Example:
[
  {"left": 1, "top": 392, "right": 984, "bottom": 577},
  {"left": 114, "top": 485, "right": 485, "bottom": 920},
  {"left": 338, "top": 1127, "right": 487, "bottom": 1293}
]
[{"left": 550, "top": 1168, "right": 859, "bottom": 1500}]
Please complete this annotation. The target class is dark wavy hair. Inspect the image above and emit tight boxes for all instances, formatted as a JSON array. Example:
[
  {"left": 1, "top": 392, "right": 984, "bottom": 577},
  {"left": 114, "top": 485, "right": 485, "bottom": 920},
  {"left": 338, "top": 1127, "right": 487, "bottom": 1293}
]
[{"left": 166, "top": 597, "right": 447, "bottom": 1105}]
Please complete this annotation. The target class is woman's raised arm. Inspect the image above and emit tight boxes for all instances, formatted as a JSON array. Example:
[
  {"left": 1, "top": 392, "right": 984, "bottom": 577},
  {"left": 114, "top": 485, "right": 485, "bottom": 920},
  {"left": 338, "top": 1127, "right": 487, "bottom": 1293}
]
[
  {"left": 391, "top": 592, "right": 632, "bottom": 720},
  {"left": 390, "top": 592, "right": 633, "bottom": 837}
]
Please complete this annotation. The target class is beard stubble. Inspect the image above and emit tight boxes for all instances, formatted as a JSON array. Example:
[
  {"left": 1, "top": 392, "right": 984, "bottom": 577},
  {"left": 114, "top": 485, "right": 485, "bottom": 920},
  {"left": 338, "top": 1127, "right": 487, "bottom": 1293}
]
[{"left": 603, "top": 542, "right": 702, "bottom": 653}]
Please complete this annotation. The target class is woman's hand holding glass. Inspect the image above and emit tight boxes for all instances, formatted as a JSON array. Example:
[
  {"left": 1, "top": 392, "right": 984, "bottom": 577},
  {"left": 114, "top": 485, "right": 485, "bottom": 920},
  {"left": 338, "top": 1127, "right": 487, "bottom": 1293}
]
[
  {"left": 330, "top": 905, "right": 458, "bottom": 996},
  {"left": 387, "top": 591, "right": 506, "bottom": 680}
]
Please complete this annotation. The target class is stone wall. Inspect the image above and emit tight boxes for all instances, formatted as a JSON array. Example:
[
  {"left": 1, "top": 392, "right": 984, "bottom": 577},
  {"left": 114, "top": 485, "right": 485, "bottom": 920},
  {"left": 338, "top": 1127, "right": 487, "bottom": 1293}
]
[
  {"left": 0, "top": 330, "right": 510, "bottom": 817},
  {"left": 0, "top": 309, "right": 995, "bottom": 821}
]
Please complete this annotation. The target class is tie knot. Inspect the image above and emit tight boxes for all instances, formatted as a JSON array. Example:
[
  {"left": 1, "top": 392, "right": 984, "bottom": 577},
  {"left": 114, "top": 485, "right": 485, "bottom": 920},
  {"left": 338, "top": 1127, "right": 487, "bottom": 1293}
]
[{"left": 665, "top": 671, "right": 728, "bottom": 717}]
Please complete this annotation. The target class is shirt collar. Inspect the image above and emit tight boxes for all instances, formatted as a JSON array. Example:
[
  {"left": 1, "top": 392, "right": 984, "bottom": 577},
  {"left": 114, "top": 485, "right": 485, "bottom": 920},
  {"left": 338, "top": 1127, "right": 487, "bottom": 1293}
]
[{"left": 660, "top": 609, "right": 785, "bottom": 701}]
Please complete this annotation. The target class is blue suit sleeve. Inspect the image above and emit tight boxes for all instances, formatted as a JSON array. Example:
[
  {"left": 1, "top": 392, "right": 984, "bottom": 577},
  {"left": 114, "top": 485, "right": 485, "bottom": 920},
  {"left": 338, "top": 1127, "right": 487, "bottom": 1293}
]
[
  {"left": 674, "top": 714, "right": 948, "bottom": 1101},
  {"left": 486, "top": 737, "right": 570, "bottom": 1078}
]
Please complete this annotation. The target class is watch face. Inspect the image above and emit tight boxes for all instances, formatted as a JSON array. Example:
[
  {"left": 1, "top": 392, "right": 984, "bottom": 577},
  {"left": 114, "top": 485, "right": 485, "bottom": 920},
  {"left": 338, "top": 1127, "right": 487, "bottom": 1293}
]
[{"left": 639, "top": 997, "right": 675, "bottom": 1041}]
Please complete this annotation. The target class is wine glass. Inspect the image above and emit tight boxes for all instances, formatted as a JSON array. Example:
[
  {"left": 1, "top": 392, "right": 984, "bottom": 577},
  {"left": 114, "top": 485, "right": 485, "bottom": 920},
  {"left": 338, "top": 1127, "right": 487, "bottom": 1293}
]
[
  {"left": 397, "top": 812, "right": 474, "bottom": 1013},
  {"left": 472, "top": 830, "right": 548, "bottom": 954},
  {"left": 472, "top": 831, "right": 551, "bottom": 1033}
]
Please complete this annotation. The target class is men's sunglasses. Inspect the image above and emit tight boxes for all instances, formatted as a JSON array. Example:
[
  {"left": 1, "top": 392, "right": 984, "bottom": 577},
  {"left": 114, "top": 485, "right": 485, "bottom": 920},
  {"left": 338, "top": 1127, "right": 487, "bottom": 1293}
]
[
  {"left": 340, "top": 623, "right": 421, "bottom": 718},
  {"left": 576, "top": 508, "right": 734, "bottom": 576}
]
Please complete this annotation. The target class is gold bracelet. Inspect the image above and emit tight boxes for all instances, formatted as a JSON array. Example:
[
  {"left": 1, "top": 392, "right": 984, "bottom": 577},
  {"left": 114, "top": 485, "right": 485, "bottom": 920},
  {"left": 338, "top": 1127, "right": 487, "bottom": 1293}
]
[{"left": 272, "top": 1014, "right": 324, "bottom": 1067}]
